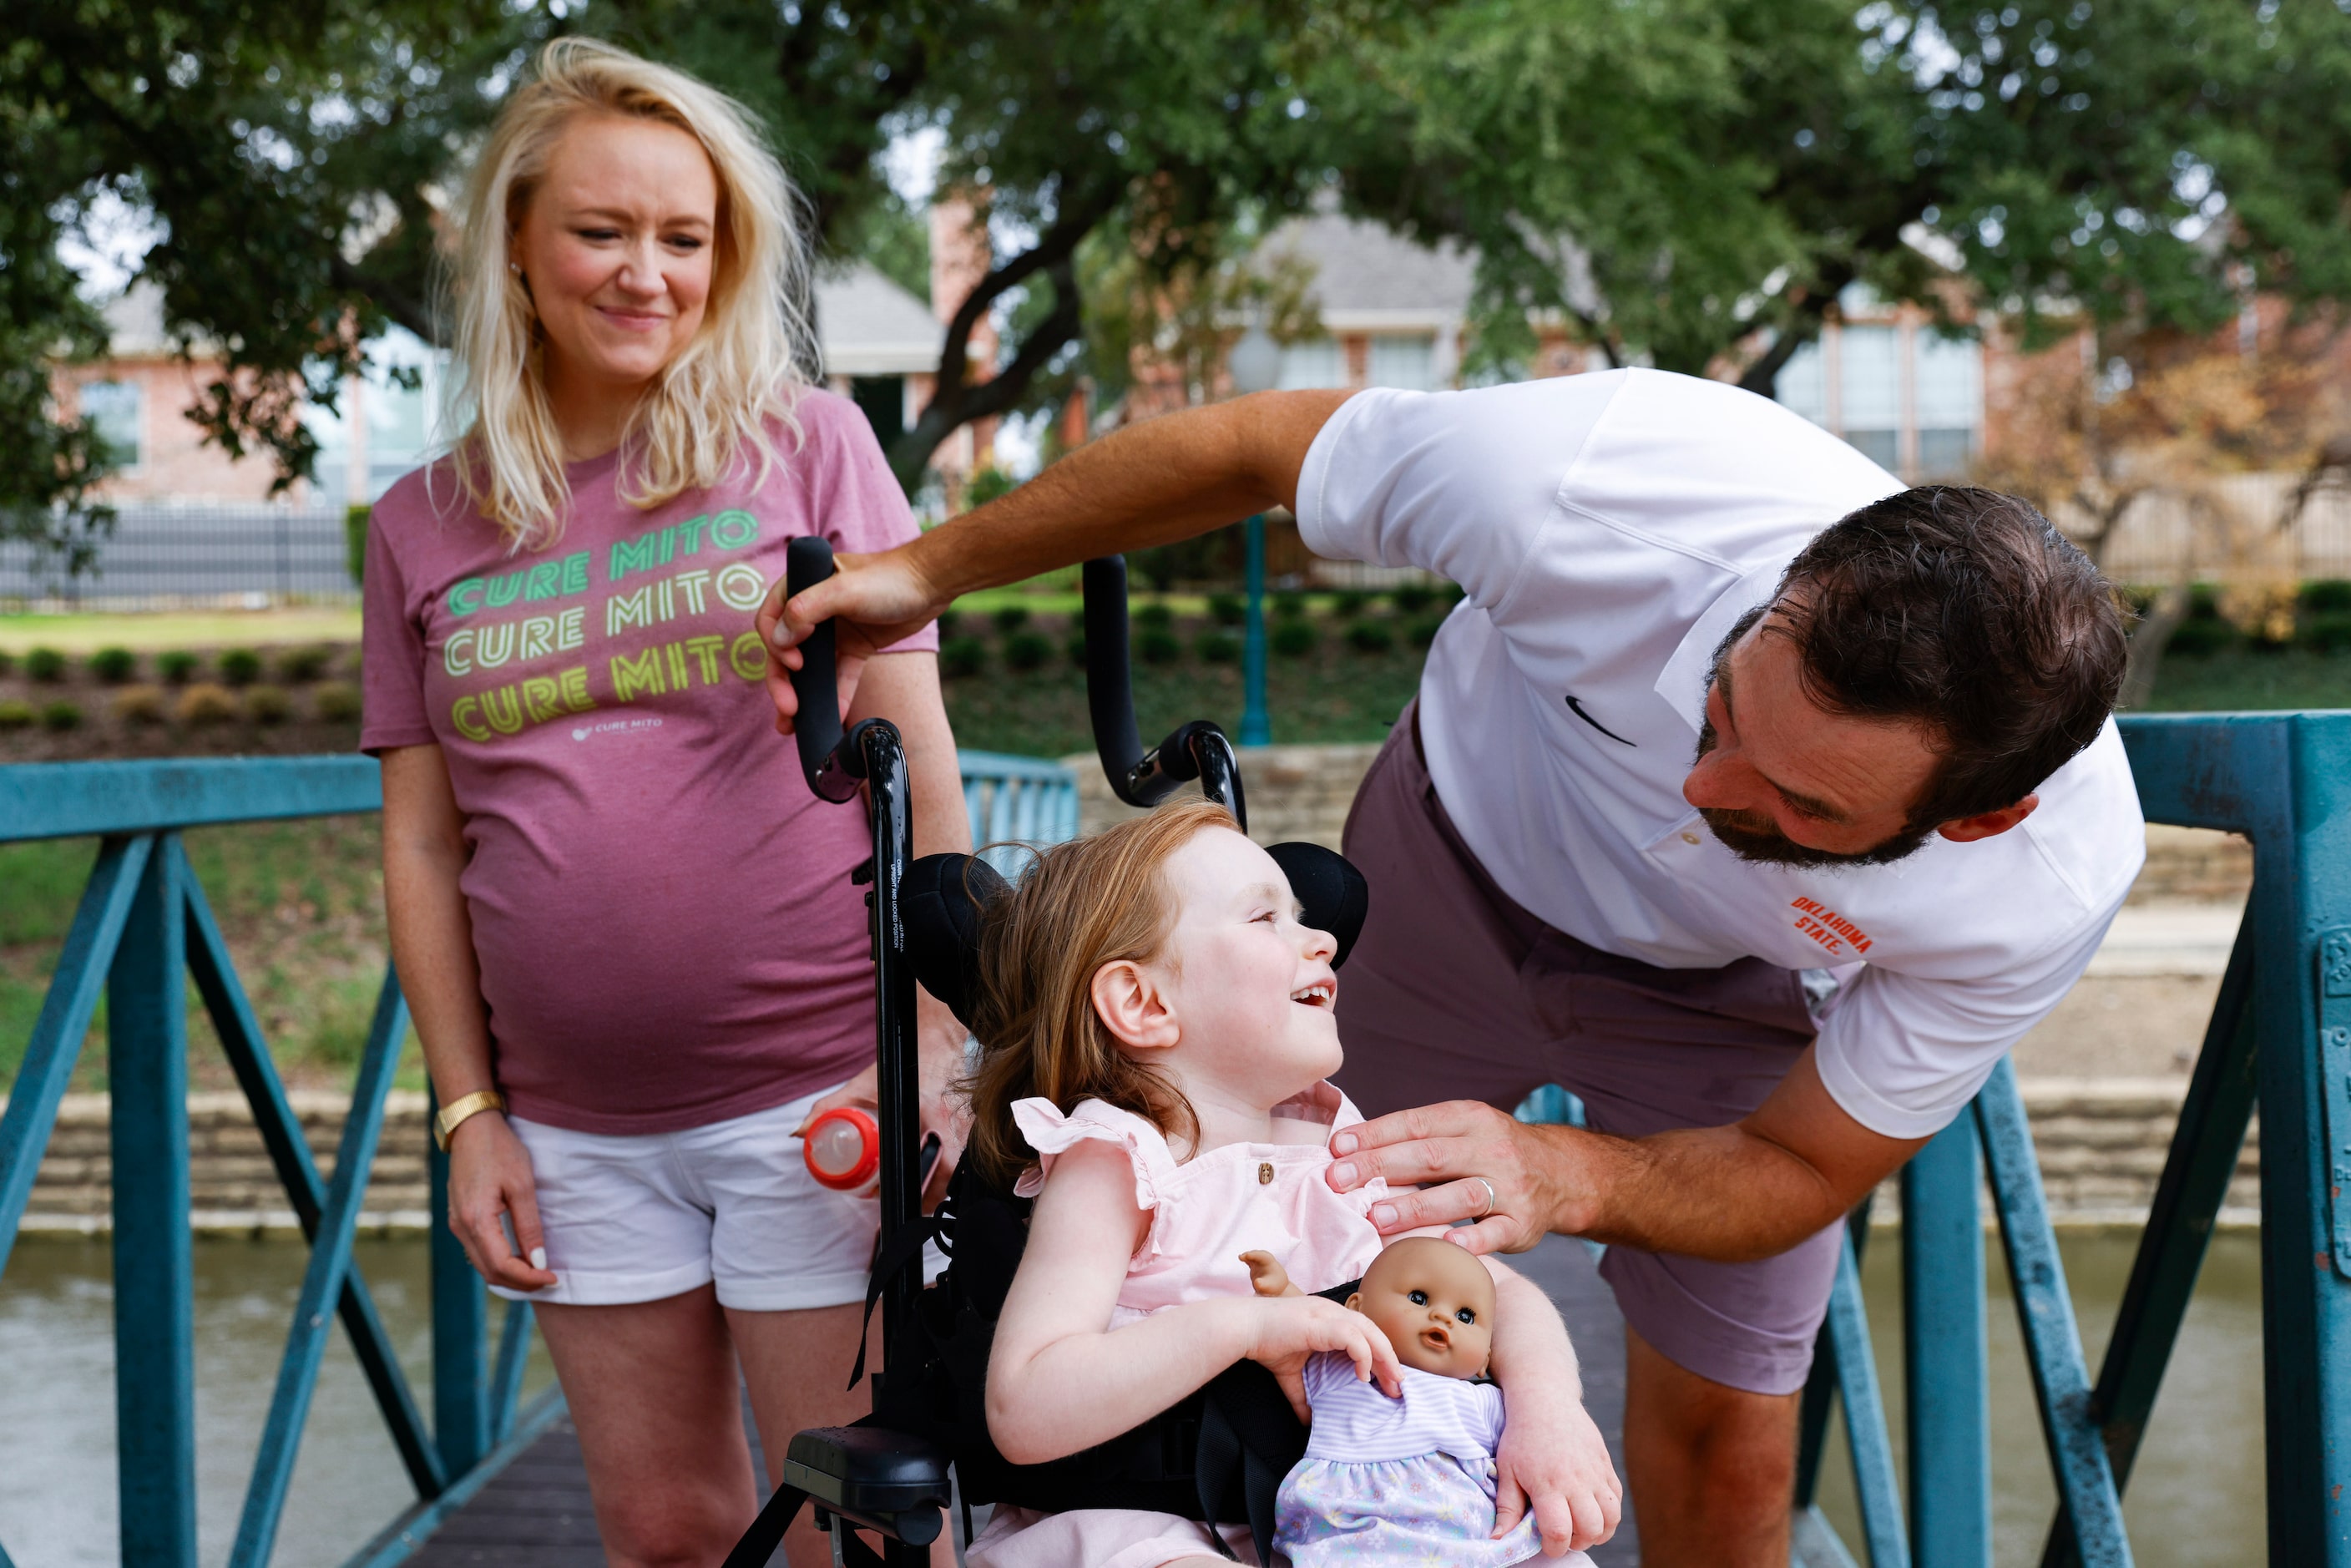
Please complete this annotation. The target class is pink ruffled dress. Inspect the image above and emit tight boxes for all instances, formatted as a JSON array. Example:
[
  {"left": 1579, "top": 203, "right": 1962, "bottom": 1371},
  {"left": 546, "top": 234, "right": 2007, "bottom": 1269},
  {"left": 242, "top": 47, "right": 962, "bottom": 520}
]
[{"left": 964, "top": 1082, "right": 1394, "bottom": 1568}]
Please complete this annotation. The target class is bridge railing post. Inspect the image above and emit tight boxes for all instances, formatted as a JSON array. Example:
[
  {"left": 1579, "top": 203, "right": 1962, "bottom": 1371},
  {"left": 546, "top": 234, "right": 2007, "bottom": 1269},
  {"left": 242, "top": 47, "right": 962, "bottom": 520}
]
[{"left": 108, "top": 832, "right": 198, "bottom": 1568}]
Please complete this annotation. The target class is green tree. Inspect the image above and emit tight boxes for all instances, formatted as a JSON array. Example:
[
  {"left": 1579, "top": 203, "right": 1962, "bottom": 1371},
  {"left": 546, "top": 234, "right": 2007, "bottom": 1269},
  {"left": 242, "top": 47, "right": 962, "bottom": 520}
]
[{"left": 9, "top": 0, "right": 2348, "bottom": 564}]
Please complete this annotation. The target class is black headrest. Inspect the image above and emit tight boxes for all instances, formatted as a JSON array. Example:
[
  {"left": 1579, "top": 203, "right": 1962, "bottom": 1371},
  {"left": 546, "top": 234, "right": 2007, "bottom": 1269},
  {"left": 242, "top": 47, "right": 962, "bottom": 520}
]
[
  {"left": 905, "top": 852, "right": 1009, "bottom": 1023},
  {"left": 905, "top": 842, "right": 1370, "bottom": 1028},
  {"left": 1265, "top": 842, "right": 1371, "bottom": 969}
]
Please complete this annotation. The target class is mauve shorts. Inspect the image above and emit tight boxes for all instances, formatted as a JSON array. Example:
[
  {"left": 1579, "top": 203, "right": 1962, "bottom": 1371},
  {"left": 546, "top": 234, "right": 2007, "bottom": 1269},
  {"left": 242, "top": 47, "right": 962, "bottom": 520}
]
[{"left": 1332, "top": 706, "right": 1844, "bottom": 1397}]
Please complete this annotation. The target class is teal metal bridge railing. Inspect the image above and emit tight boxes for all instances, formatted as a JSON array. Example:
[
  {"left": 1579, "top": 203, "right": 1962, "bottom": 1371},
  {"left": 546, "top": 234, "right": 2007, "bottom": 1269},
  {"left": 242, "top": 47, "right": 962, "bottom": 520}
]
[
  {"left": 1780, "top": 711, "right": 2347, "bottom": 1567},
  {"left": 0, "top": 750, "right": 1080, "bottom": 1568}
]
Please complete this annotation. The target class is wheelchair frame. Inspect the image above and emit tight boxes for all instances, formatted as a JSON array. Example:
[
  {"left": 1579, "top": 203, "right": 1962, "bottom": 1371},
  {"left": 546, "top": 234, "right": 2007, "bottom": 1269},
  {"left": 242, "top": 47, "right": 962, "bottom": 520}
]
[{"left": 726, "top": 545, "right": 1246, "bottom": 1567}]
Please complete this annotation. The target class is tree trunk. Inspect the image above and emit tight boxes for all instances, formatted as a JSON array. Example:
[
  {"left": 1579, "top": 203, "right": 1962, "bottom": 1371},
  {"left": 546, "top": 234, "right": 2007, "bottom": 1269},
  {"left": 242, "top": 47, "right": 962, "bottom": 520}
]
[{"left": 2118, "top": 580, "right": 2192, "bottom": 711}]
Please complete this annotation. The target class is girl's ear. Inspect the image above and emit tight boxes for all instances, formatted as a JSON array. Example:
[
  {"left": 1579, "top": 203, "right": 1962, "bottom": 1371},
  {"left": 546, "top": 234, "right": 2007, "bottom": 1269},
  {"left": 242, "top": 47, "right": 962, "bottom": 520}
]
[
  {"left": 1344, "top": 1291, "right": 1363, "bottom": 1313},
  {"left": 1091, "top": 959, "right": 1179, "bottom": 1052}
]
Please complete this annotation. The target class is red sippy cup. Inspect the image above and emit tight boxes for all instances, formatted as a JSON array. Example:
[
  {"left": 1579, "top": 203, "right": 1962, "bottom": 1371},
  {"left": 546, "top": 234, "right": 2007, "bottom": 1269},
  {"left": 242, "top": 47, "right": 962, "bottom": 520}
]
[{"left": 803, "top": 1105, "right": 880, "bottom": 1191}]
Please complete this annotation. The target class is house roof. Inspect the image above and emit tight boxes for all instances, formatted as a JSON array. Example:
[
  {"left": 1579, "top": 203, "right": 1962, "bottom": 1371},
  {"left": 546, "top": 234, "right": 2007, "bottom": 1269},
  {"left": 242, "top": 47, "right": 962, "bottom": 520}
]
[
  {"left": 816, "top": 260, "right": 943, "bottom": 376},
  {"left": 1260, "top": 212, "right": 1476, "bottom": 331}
]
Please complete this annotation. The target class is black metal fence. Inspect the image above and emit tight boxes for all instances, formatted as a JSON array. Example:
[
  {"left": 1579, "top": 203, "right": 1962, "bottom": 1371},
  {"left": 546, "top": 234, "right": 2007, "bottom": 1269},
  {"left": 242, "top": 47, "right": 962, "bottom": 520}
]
[{"left": 0, "top": 504, "right": 357, "bottom": 608}]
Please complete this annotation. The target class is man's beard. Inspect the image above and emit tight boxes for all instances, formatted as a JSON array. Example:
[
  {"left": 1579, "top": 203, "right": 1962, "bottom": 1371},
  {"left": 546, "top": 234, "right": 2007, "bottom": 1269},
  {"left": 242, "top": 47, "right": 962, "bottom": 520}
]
[{"left": 1691, "top": 716, "right": 1936, "bottom": 869}]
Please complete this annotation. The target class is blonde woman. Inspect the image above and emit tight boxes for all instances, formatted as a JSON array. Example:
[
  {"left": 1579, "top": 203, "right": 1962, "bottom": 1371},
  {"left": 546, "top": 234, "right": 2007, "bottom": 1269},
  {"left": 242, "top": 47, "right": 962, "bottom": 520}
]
[{"left": 362, "top": 40, "right": 968, "bottom": 1568}]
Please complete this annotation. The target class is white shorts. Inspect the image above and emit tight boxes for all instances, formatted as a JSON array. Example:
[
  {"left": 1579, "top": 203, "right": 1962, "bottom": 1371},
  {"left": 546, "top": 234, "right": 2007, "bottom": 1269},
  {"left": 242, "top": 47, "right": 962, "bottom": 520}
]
[{"left": 492, "top": 1084, "right": 881, "bottom": 1312}]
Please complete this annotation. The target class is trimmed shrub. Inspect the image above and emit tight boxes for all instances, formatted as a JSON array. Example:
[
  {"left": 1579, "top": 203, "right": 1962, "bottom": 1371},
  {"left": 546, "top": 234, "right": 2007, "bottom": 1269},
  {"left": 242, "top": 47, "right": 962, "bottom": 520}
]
[
  {"left": 88, "top": 646, "right": 137, "bottom": 684},
  {"left": 935, "top": 610, "right": 964, "bottom": 640},
  {"left": 313, "top": 680, "right": 363, "bottom": 721},
  {"left": 1207, "top": 593, "right": 1245, "bottom": 627},
  {"left": 1408, "top": 613, "right": 1447, "bottom": 648},
  {"left": 25, "top": 647, "right": 67, "bottom": 682},
  {"left": 1136, "top": 629, "right": 1182, "bottom": 665},
  {"left": 1004, "top": 632, "right": 1052, "bottom": 672},
  {"left": 939, "top": 638, "right": 988, "bottom": 679},
  {"left": 2164, "top": 618, "right": 2235, "bottom": 657},
  {"left": 156, "top": 650, "right": 201, "bottom": 685},
  {"left": 111, "top": 685, "right": 167, "bottom": 725},
  {"left": 1272, "top": 620, "right": 1317, "bottom": 658},
  {"left": 964, "top": 465, "right": 1019, "bottom": 509},
  {"left": 0, "top": 699, "right": 33, "bottom": 730},
  {"left": 2300, "top": 579, "right": 2351, "bottom": 615},
  {"left": 1271, "top": 592, "right": 1307, "bottom": 621},
  {"left": 217, "top": 648, "right": 263, "bottom": 686},
  {"left": 245, "top": 684, "right": 292, "bottom": 724},
  {"left": 991, "top": 604, "right": 1032, "bottom": 635},
  {"left": 1065, "top": 632, "right": 1089, "bottom": 667},
  {"left": 1439, "top": 581, "right": 1466, "bottom": 606},
  {"left": 1195, "top": 630, "right": 1241, "bottom": 664},
  {"left": 1330, "top": 590, "right": 1370, "bottom": 619},
  {"left": 1392, "top": 582, "right": 1437, "bottom": 614},
  {"left": 40, "top": 700, "right": 82, "bottom": 732},
  {"left": 2299, "top": 613, "right": 2351, "bottom": 655},
  {"left": 176, "top": 684, "right": 240, "bottom": 726},
  {"left": 275, "top": 645, "right": 334, "bottom": 683},
  {"left": 0, "top": 650, "right": 13, "bottom": 676},
  {"left": 1346, "top": 620, "right": 1395, "bottom": 654},
  {"left": 1135, "top": 602, "right": 1176, "bottom": 632}
]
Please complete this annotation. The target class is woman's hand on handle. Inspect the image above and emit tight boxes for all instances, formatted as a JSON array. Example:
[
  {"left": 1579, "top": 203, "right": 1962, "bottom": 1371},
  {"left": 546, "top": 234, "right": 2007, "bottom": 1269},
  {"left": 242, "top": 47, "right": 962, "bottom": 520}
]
[
  {"left": 445, "top": 1112, "right": 559, "bottom": 1292},
  {"left": 757, "top": 547, "right": 949, "bottom": 736},
  {"left": 1327, "top": 1100, "right": 1597, "bottom": 1255}
]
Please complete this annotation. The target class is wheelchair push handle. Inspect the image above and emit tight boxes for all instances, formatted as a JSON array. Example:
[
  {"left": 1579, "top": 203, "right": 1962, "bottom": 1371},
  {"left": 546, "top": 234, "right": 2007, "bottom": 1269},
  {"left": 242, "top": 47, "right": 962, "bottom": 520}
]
[
  {"left": 785, "top": 537, "right": 872, "bottom": 803},
  {"left": 1081, "top": 554, "right": 1246, "bottom": 830}
]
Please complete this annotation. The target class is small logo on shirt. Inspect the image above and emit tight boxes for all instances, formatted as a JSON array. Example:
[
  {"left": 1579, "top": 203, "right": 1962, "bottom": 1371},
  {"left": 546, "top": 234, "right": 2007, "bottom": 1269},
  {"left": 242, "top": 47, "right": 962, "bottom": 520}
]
[
  {"left": 570, "top": 716, "right": 665, "bottom": 741},
  {"left": 1790, "top": 897, "right": 1873, "bottom": 956},
  {"left": 1564, "top": 694, "right": 1636, "bottom": 746}
]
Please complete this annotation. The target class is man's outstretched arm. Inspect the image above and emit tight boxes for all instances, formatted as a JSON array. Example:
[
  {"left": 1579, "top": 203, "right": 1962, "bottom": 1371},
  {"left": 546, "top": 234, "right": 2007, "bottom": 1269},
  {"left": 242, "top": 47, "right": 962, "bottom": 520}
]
[
  {"left": 756, "top": 389, "right": 1349, "bottom": 731},
  {"left": 1327, "top": 1048, "right": 1932, "bottom": 1262}
]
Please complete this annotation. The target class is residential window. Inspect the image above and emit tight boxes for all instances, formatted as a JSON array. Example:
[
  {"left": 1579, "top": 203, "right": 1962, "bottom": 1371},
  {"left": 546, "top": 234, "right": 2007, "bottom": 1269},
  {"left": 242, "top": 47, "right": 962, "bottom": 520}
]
[
  {"left": 852, "top": 376, "right": 908, "bottom": 445},
  {"left": 1776, "top": 341, "right": 1828, "bottom": 425},
  {"left": 1838, "top": 326, "right": 1900, "bottom": 472},
  {"left": 1367, "top": 334, "right": 1438, "bottom": 391},
  {"left": 1914, "top": 330, "right": 1981, "bottom": 478},
  {"left": 1277, "top": 338, "right": 1347, "bottom": 390},
  {"left": 81, "top": 380, "right": 143, "bottom": 469}
]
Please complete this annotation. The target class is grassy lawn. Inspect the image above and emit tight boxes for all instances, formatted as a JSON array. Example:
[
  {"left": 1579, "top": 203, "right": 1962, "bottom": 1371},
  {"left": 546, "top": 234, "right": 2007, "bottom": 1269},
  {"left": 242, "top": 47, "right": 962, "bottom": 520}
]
[
  {"left": 2136, "top": 648, "right": 2351, "bottom": 712},
  {"left": 0, "top": 817, "right": 419, "bottom": 1098},
  {"left": 0, "top": 606, "right": 361, "bottom": 654}
]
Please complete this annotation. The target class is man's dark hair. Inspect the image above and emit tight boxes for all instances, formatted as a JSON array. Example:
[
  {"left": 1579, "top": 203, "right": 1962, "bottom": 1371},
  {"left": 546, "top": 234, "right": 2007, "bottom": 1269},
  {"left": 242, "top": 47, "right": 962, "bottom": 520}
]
[{"left": 1770, "top": 485, "right": 2126, "bottom": 829}]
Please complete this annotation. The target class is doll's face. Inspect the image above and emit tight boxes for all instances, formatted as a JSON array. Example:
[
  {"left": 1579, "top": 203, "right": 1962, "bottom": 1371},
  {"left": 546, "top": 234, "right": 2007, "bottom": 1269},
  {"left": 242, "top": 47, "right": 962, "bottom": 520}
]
[{"left": 1347, "top": 1237, "right": 1495, "bottom": 1379}]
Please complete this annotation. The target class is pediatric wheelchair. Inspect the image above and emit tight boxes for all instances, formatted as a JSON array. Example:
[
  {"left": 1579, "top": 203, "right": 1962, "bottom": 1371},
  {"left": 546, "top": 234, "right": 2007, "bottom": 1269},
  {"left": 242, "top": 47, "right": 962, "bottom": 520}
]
[{"left": 721, "top": 543, "right": 1371, "bottom": 1567}]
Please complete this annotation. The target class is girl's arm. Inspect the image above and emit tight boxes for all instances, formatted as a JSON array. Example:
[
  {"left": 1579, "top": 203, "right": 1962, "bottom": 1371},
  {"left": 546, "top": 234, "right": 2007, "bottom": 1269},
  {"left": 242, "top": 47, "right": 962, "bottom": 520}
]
[
  {"left": 1480, "top": 1257, "right": 1620, "bottom": 1555},
  {"left": 987, "top": 1141, "right": 1404, "bottom": 1464},
  {"left": 381, "top": 745, "right": 556, "bottom": 1292}
]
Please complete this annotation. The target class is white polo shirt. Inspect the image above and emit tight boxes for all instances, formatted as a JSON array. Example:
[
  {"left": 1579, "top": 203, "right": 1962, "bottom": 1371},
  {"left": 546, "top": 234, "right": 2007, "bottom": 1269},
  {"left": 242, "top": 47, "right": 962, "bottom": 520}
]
[{"left": 1296, "top": 369, "right": 2144, "bottom": 1140}]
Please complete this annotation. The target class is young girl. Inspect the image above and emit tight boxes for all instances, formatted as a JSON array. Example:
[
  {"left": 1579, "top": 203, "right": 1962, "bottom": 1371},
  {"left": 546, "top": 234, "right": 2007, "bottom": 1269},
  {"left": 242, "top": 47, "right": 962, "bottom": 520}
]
[{"left": 963, "top": 799, "right": 1618, "bottom": 1566}]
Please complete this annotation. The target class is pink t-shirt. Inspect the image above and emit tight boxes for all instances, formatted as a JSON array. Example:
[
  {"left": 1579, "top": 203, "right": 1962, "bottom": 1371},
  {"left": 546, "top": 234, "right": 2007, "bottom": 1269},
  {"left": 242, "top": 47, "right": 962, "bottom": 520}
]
[{"left": 360, "top": 389, "right": 936, "bottom": 1135}]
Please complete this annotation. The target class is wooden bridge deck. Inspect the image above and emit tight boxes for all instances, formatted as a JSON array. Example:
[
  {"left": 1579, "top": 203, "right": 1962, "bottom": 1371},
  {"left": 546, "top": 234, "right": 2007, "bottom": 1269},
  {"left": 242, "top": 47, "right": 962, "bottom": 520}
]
[{"left": 403, "top": 1235, "right": 1638, "bottom": 1566}]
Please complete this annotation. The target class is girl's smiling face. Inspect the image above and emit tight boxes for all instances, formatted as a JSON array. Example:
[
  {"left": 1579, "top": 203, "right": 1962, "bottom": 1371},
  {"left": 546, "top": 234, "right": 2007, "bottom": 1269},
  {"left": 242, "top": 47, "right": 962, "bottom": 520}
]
[{"left": 1098, "top": 826, "right": 1342, "bottom": 1117}]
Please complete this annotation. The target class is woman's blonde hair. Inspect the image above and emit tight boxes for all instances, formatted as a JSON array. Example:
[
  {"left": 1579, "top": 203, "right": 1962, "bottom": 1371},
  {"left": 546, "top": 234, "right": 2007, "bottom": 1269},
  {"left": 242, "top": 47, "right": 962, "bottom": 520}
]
[
  {"left": 443, "top": 37, "right": 812, "bottom": 549},
  {"left": 963, "top": 799, "right": 1240, "bottom": 1189}
]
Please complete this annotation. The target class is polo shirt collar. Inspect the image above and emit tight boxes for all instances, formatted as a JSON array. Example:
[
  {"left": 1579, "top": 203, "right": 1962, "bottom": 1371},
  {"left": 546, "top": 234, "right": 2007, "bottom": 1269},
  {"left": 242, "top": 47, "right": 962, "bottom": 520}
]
[{"left": 1653, "top": 562, "right": 1787, "bottom": 735}]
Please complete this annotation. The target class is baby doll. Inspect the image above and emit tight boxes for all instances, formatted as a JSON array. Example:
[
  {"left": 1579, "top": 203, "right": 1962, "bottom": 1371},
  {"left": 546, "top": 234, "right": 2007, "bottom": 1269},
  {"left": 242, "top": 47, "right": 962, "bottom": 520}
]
[{"left": 1246, "top": 1236, "right": 1572, "bottom": 1567}]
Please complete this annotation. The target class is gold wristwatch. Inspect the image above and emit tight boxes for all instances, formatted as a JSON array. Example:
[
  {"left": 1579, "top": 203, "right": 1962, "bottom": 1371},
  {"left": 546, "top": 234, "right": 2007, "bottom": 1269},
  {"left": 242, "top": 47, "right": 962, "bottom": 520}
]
[{"left": 432, "top": 1090, "right": 508, "bottom": 1151}]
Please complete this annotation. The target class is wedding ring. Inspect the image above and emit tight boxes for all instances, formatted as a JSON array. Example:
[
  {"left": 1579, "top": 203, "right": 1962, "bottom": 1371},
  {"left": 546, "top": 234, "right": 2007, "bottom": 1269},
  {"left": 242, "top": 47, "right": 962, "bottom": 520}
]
[{"left": 1469, "top": 1176, "right": 1497, "bottom": 1216}]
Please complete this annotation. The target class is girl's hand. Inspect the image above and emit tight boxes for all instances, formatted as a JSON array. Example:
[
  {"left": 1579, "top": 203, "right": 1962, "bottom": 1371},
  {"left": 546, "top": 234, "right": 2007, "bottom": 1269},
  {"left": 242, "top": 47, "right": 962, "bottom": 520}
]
[
  {"left": 1493, "top": 1392, "right": 1621, "bottom": 1555},
  {"left": 1239, "top": 1295, "right": 1404, "bottom": 1423},
  {"left": 445, "top": 1112, "right": 559, "bottom": 1292}
]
